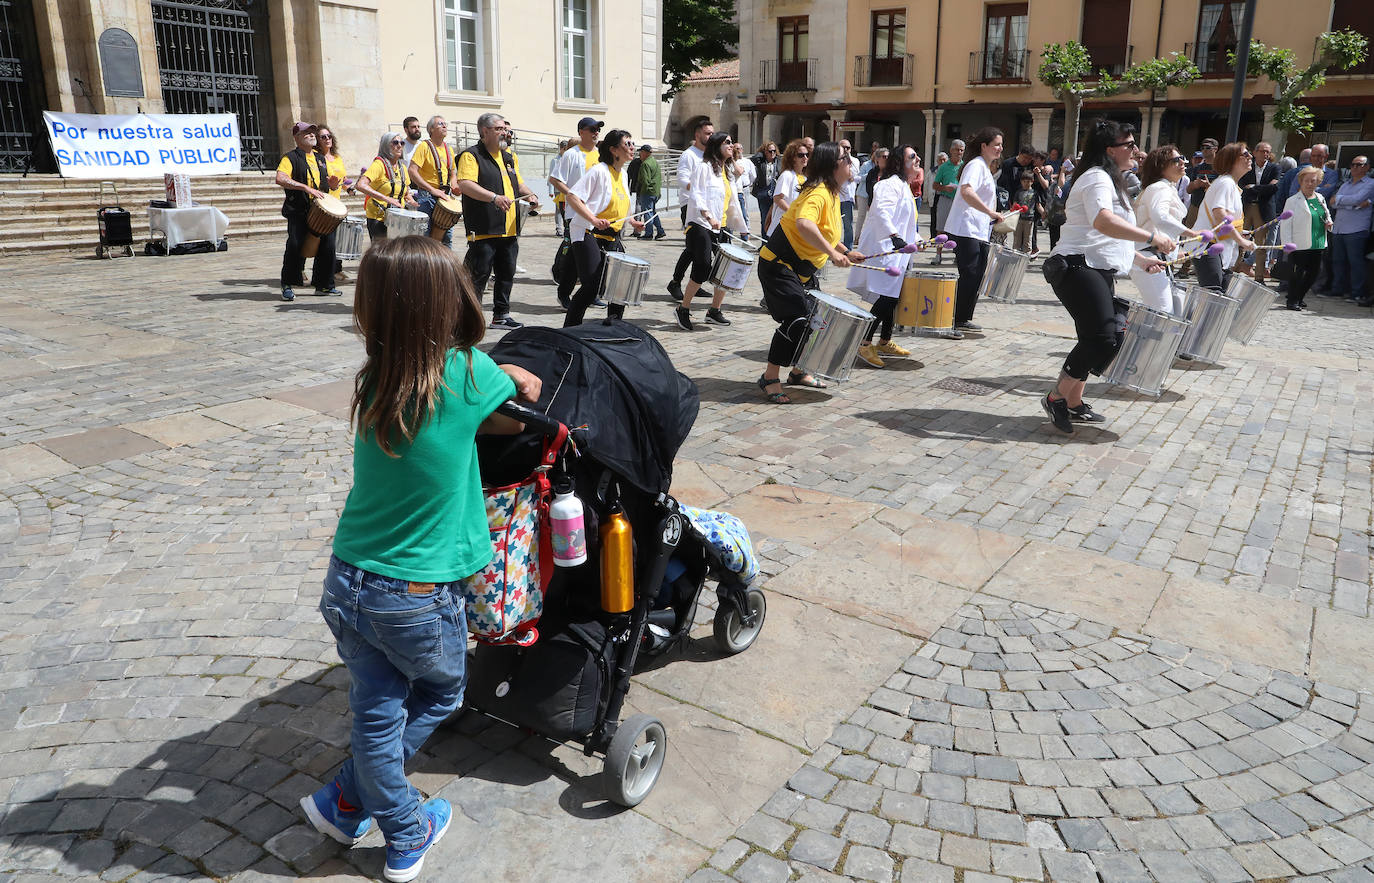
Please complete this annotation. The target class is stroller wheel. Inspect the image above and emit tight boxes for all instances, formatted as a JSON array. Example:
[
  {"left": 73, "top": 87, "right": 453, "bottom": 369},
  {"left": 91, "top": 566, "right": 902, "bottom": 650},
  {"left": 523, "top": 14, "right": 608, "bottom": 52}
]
[
  {"left": 603, "top": 713, "right": 667, "bottom": 807},
  {"left": 713, "top": 587, "right": 766, "bottom": 655}
]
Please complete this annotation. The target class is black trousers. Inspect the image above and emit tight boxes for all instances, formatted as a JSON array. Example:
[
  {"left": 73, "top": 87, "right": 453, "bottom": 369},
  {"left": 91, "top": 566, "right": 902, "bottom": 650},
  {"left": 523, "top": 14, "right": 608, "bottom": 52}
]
[
  {"left": 565, "top": 233, "right": 627, "bottom": 327},
  {"left": 1193, "top": 252, "right": 1231, "bottom": 293},
  {"left": 366, "top": 218, "right": 387, "bottom": 240},
  {"left": 682, "top": 224, "right": 716, "bottom": 285},
  {"left": 758, "top": 259, "right": 813, "bottom": 367},
  {"left": 864, "top": 297, "right": 897, "bottom": 343},
  {"left": 464, "top": 236, "right": 517, "bottom": 317},
  {"left": 951, "top": 234, "right": 989, "bottom": 324},
  {"left": 281, "top": 214, "right": 336, "bottom": 290},
  {"left": 1046, "top": 256, "right": 1126, "bottom": 380},
  {"left": 1287, "top": 249, "right": 1323, "bottom": 304}
]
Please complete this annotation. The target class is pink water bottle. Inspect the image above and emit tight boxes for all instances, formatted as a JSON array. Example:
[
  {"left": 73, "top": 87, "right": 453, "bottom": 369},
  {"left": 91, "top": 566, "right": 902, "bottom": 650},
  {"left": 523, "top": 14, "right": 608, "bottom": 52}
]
[{"left": 550, "top": 480, "right": 587, "bottom": 567}]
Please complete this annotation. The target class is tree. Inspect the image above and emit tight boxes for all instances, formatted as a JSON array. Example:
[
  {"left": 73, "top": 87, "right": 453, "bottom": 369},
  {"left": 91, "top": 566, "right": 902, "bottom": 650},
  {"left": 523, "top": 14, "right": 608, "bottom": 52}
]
[
  {"left": 1038, "top": 42, "right": 1199, "bottom": 157},
  {"left": 1229, "top": 29, "right": 1369, "bottom": 137},
  {"left": 662, "top": 0, "right": 739, "bottom": 100}
]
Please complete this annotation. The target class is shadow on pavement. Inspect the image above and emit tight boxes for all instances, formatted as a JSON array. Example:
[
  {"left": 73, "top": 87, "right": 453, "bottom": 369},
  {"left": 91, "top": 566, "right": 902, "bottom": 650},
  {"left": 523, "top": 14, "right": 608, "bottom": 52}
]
[
  {"left": 856, "top": 407, "right": 1121, "bottom": 445},
  {"left": 195, "top": 288, "right": 287, "bottom": 304}
]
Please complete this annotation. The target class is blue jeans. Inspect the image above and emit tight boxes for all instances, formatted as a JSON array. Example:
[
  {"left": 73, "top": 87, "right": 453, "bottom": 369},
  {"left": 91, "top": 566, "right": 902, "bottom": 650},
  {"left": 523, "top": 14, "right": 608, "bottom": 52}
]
[
  {"left": 636, "top": 194, "right": 663, "bottom": 238},
  {"left": 414, "top": 191, "right": 453, "bottom": 247},
  {"left": 841, "top": 201, "right": 855, "bottom": 249},
  {"left": 319, "top": 555, "right": 467, "bottom": 850},
  {"left": 755, "top": 194, "right": 773, "bottom": 236},
  {"left": 737, "top": 194, "right": 750, "bottom": 230},
  {"left": 1332, "top": 231, "right": 1370, "bottom": 299}
]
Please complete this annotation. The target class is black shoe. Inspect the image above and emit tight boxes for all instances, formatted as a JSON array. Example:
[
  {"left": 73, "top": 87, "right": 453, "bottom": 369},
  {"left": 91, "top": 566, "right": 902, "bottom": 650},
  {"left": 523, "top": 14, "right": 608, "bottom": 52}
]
[
  {"left": 956, "top": 321, "right": 983, "bottom": 332},
  {"left": 1041, "top": 394, "right": 1074, "bottom": 434},
  {"left": 666, "top": 280, "right": 683, "bottom": 302},
  {"left": 490, "top": 315, "right": 524, "bottom": 329},
  {"left": 557, "top": 292, "right": 571, "bottom": 311},
  {"left": 705, "top": 308, "right": 731, "bottom": 326},
  {"left": 1300, "top": 301, "right": 1310, "bottom": 309},
  {"left": 1360, "top": 298, "right": 1374, "bottom": 307},
  {"left": 315, "top": 287, "right": 342, "bottom": 296},
  {"left": 1286, "top": 302, "right": 1304, "bottom": 311},
  {"left": 281, "top": 287, "right": 295, "bottom": 302},
  {"left": 1068, "top": 402, "right": 1106, "bottom": 423},
  {"left": 674, "top": 306, "right": 693, "bottom": 331},
  {"left": 654, "top": 233, "right": 666, "bottom": 240}
]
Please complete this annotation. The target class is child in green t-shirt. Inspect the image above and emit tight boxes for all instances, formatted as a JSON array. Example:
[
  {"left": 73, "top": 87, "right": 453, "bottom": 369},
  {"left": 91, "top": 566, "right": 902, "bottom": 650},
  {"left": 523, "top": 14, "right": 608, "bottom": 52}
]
[{"left": 300, "top": 235, "right": 540, "bottom": 882}]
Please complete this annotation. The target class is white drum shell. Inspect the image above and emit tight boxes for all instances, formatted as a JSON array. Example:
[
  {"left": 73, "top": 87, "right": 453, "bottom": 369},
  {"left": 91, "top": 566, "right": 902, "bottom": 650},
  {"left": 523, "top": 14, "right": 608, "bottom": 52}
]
[
  {"left": 1103, "top": 301, "right": 1190, "bottom": 396},
  {"left": 1179, "top": 285, "right": 1238, "bottom": 365},
  {"left": 977, "top": 244, "right": 1031, "bottom": 304},
  {"left": 795, "top": 292, "right": 872, "bottom": 384},
  {"left": 385, "top": 208, "right": 430, "bottom": 239},
  {"left": 599, "top": 252, "right": 651, "bottom": 306},
  {"left": 335, "top": 216, "right": 366, "bottom": 260},
  {"left": 1225, "top": 274, "right": 1275, "bottom": 344},
  {"left": 709, "top": 244, "right": 757, "bottom": 294}
]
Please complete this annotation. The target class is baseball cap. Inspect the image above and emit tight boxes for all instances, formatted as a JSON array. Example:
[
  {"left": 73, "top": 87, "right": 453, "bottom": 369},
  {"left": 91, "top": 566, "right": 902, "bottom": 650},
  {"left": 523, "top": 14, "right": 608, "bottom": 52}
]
[
  {"left": 639, "top": 144, "right": 652, "bottom": 153},
  {"left": 1193, "top": 150, "right": 1204, "bottom": 158},
  {"left": 1201, "top": 138, "right": 1219, "bottom": 149},
  {"left": 291, "top": 121, "right": 317, "bottom": 135},
  {"left": 577, "top": 117, "right": 604, "bottom": 131}
]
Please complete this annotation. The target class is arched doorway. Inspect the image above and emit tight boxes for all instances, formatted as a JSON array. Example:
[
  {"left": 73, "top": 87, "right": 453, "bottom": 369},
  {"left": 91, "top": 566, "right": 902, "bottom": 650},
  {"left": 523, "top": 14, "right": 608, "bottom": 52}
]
[
  {"left": 152, "top": 0, "right": 277, "bottom": 169},
  {"left": 0, "top": 0, "right": 51, "bottom": 173}
]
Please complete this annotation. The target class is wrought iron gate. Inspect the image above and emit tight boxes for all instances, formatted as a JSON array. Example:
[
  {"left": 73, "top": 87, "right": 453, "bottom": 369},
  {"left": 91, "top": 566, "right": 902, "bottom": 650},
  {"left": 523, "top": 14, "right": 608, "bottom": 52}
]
[
  {"left": 152, "top": 0, "right": 277, "bottom": 169},
  {"left": 0, "top": 0, "right": 47, "bottom": 173}
]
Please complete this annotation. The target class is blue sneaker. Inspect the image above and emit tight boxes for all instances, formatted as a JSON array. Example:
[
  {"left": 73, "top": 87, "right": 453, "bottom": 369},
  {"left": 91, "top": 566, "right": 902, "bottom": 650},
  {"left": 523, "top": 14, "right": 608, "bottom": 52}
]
[
  {"left": 384, "top": 798, "right": 451, "bottom": 883},
  {"left": 300, "top": 780, "right": 371, "bottom": 846}
]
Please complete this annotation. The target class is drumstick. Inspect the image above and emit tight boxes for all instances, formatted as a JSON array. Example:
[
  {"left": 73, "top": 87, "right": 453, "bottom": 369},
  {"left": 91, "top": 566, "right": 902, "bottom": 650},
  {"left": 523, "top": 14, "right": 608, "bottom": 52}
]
[
  {"left": 1241, "top": 210, "right": 1294, "bottom": 238},
  {"left": 850, "top": 262, "right": 904, "bottom": 277},
  {"left": 1178, "top": 212, "right": 1239, "bottom": 243},
  {"left": 1162, "top": 242, "right": 1225, "bottom": 266},
  {"left": 1254, "top": 243, "right": 1299, "bottom": 252}
]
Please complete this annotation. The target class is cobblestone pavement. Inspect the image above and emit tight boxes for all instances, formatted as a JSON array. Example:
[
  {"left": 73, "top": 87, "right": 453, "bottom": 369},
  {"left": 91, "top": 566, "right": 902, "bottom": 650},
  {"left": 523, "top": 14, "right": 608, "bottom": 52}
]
[{"left": 0, "top": 225, "right": 1372, "bottom": 882}]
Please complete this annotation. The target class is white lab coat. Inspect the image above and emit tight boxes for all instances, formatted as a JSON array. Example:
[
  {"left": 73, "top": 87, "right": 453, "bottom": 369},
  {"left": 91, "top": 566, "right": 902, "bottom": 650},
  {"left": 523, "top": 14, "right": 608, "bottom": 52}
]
[{"left": 846, "top": 175, "right": 919, "bottom": 302}]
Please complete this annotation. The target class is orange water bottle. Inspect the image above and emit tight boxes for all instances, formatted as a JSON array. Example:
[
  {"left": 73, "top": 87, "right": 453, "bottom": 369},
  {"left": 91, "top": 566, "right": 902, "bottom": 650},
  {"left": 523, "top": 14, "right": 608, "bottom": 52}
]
[{"left": 599, "top": 503, "right": 634, "bottom": 613}]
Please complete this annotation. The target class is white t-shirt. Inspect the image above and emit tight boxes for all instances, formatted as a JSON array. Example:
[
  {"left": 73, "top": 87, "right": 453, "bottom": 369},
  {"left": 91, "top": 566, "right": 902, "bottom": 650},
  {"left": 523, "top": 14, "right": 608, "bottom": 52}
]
[
  {"left": 767, "top": 169, "right": 804, "bottom": 236},
  {"left": 839, "top": 156, "right": 860, "bottom": 202},
  {"left": 1051, "top": 166, "right": 1136, "bottom": 274},
  {"left": 1201, "top": 173, "right": 1244, "bottom": 269},
  {"left": 676, "top": 144, "right": 704, "bottom": 195},
  {"left": 402, "top": 137, "right": 422, "bottom": 168},
  {"left": 944, "top": 159, "right": 996, "bottom": 241}
]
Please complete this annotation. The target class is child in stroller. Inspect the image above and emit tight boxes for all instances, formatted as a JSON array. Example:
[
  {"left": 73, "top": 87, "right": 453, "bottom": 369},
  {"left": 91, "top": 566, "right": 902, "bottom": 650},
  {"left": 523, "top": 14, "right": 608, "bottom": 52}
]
[{"left": 462, "top": 320, "right": 765, "bottom": 807}]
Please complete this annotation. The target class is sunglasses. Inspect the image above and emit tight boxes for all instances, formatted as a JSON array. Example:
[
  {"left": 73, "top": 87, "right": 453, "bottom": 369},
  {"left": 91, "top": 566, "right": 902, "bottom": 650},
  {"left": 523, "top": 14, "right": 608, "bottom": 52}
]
[
  {"left": 318, "top": 133, "right": 332, "bottom": 139},
  {"left": 796, "top": 152, "right": 809, "bottom": 157},
  {"left": 1355, "top": 161, "right": 1370, "bottom": 167},
  {"left": 390, "top": 139, "right": 404, "bottom": 145},
  {"left": 1111, "top": 140, "right": 1136, "bottom": 149},
  {"left": 1169, "top": 156, "right": 1186, "bottom": 164}
]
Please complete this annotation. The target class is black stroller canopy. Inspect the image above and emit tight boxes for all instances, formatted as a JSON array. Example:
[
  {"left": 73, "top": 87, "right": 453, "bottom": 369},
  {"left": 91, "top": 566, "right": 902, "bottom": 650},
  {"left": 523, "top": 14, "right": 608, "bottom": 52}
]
[{"left": 487, "top": 320, "right": 699, "bottom": 495}]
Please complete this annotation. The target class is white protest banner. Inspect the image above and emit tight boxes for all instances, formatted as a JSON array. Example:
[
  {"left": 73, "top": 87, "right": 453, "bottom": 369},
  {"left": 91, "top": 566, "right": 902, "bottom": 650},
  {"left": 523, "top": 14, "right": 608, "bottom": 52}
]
[{"left": 42, "top": 111, "right": 242, "bottom": 179}]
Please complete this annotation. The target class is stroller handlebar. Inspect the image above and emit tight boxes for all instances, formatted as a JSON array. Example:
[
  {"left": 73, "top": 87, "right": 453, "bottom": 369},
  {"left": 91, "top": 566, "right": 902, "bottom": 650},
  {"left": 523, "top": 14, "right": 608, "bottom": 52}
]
[{"left": 497, "top": 399, "right": 567, "bottom": 441}]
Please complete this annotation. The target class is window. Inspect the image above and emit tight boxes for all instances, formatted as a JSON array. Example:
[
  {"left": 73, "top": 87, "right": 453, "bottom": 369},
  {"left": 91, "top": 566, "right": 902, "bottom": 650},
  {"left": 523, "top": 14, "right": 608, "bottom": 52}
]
[
  {"left": 443, "top": 0, "right": 482, "bottom": 92},
  {"left": 1195, "top": 2, "right": 1243, "bottom": 75},
  {"left": 1080, "top": 0, "right": 1129, "bottom": 74},
  {"left": 562, "top": 0, "right": 591, "bottom": 100},
  {"left": 984, "top": 4, "right": 1028, "bottom": 80},
  {"left": 777, "top": 16, "right": 809, "bottom": 89},
  {"left": 869, "top": 10, "right": 907, "bottom": 87}
]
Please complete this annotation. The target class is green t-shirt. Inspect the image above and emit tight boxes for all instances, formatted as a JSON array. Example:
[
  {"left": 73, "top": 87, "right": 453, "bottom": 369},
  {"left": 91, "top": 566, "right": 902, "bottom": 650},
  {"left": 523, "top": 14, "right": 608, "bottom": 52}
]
[
  {"left": 1307, "top": 197, "right": 1327, "bottom": 251},
  {"left": 332, "top": 348, "right": 517, "bottom": 582},
  {"left": 934, "top": 161, "right": 961, "bottom": 191}
]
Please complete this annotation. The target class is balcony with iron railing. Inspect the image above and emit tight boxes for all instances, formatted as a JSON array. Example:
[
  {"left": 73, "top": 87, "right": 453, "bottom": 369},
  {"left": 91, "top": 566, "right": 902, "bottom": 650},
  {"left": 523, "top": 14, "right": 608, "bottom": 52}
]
[
  {"left": 1185, "top": 41, "right": 1238, "bottom": 78},
  {"left": 969, "top": 49, "right": 1031, "bottom": 84},
  {"left": 759, "top": 58, "right": 818, "bottom": 92},
  {"left": 1083, "top": 43, "right": 1133, "bottom": 77},
  {"left": 853, "top": 53, "right": 914, "bottom": 88}
]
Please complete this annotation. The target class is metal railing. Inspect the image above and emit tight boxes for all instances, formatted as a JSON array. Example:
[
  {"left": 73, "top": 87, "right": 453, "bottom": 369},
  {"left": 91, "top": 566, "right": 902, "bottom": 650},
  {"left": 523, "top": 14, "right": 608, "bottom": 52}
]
[
  {"left": 1185, "top": 41, "right": 1237, "bottom": 77},
  {"left": 1082, "top": 43, "right": 1133, "bottom": 77},
  {"left": 968, "top": 49, "right": 1030, "bottom": 84},
  {"left": 853, "top": 53, "right": 914, "bottom": 88},
  {"left": 759, "top": 58, "right": 818, "bottom": 92}
]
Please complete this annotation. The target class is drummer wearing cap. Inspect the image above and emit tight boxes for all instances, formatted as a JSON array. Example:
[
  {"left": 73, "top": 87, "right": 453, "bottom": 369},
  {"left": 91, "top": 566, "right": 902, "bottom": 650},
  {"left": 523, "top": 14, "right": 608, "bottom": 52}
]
[
  {"left": 549, "top": 117, "right": 603, "bottom": 308},
  {"left": 456, "top": 113, "right": 540, "bottom": 330},
  {"left": 274, "top": 121, "right": 340, "bottom": 301},
  {"left": 754, "top": 142, "right": 866, "bottom": 404},
  {"left": 408, "top": 116, "right": 458, "bottom": 245}
]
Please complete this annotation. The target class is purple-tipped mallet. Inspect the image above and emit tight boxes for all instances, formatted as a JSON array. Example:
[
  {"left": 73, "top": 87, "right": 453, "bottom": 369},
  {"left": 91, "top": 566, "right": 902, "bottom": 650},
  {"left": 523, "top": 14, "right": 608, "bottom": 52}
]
[
  {"left": 1282, "top": 242, "right": 1298, "bottom": 253},
  {"left": 1199, "top": 229, "right": 1216, "bottom": 242},
  {"left": 1278, "top": 209, "right": 1293, "bottom": 220},
  {"left": 884, "top": 266, "right": 902, "bottom": 277},
  {"left": 1207, "top": 243, "right": 1225, "bottom": 255},
  {"left": 1216, "top": 223, "right": 1234, "bottom": 237},
  {"left": 900, "top": 243, "right": 919, "bottom": 254}
]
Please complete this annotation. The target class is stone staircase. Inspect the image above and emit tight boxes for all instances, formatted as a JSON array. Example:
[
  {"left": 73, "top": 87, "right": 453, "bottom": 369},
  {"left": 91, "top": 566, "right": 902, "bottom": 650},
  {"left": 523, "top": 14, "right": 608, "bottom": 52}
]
[{"left": 0, "top": 171, "right": 310, "bottom": 256}]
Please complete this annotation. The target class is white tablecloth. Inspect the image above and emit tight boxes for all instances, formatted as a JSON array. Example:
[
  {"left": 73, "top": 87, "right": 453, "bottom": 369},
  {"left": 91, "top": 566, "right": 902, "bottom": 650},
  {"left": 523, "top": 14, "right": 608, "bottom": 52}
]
[{"left": 148, "top": 206, "right": 230, "bottom": 248}]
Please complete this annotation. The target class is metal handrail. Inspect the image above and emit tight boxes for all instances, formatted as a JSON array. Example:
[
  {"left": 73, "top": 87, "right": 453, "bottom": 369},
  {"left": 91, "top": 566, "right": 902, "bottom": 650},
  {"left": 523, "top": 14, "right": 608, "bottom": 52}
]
[{"left": 853, "top": 53, "right": 915, "bottom": 88}]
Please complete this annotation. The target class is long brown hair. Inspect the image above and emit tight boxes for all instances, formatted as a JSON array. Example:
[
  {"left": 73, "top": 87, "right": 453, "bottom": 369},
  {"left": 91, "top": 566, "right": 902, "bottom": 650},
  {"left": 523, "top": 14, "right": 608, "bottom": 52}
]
[
  {"left": 781, "top": 138, "right": 808, "bottom": 173},
  {"left": 1140, "top": 144, "right": 1180, "bottom": 190},
  {"left": 351, "top": 236, "right": 486, "bottom": 456}
]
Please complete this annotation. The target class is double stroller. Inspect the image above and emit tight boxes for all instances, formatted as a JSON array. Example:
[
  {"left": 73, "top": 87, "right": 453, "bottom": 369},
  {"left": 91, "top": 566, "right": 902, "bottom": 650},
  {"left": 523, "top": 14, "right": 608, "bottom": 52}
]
[{"left": 463, "top": 320, "right": 766, "bottom": 807}]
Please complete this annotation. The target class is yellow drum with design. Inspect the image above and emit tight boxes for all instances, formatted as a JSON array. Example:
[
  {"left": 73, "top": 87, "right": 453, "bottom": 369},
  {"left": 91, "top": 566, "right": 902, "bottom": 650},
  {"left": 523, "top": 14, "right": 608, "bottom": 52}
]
[{"left": 897, "top": 269, "right": 956, "bottom": 335}]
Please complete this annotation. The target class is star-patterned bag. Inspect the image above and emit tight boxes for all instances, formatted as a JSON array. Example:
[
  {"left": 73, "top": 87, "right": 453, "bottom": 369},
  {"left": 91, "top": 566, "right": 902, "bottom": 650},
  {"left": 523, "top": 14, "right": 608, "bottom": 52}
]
[{"left": 459, "top": 424, "right": 567, "bottom": 646}]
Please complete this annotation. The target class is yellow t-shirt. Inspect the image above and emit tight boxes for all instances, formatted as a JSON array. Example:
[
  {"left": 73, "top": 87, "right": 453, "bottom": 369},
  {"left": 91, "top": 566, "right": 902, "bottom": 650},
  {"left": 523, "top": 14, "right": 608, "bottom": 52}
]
[
  {"left": 594, "top": 166, "right": 630, "bottom": 237},
  {"left": 723, "top": 171, "right": 733, "bottom": 216},
  {"left": 457, "top": 149, "right": 524, "bottom": 240},
  {"left": 323, "top": 153, "right": 347, "bottom": 199},
  {"left": 276, "top": 151, "right": 320, "bottom": 191},
  {"left": 411, "top": 140, "right": 454, "bottom": 191},
  {"left": 762, "top": 183, "right": 842, "bottom": 271},
  {"left": 362, "top": 157, "right": 410, "bottom": 221}
]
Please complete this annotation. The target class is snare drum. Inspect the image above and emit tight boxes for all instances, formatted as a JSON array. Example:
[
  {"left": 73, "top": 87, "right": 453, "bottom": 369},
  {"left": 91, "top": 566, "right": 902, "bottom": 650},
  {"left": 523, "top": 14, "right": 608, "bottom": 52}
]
[
  {"left": 385, "top": 208, "right": 430, "bottom": 239},
  {"left": 897, "top": 269, "right": 957, "bottom": 334},
  {"left": 795, "top": 292, "right": 872, "bottom": 384},
  {"left": 1102, "top": 301, "right": 1190, "bottom": 396},
  {"left": 1178, "top": 284, "right": 1239, "bottom": 365},
  {"left": 977, "top": 243, "right": 1031, "bottom": 304},
  {"left": 303, "top": 195, "right": 347, "bottom": 257},
  {"left": 1225, "top": 274, "right": 1275, "bottom": 344},
  {"left": 599, "top": 252, "right": 650, "bottom": 306},
  {"left": 515, "top": 199, "right": 531, "bottom": 236},
  {"left": 709, "top": 244, "right": 757, "bottom": 295},
  {"left": 335, "top": 216, "right": 366, "bottom": 260},
  {"left": 428, "top": 196, "right": 463, "bottom": 240}
]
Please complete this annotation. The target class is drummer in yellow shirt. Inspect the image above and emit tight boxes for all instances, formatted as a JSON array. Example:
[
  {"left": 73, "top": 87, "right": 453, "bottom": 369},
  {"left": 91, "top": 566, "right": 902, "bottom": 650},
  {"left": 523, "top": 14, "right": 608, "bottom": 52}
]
[
  {"left": 561, "top": 129, "right": 646, "bottom": 326},
  {"left": 355, "top": 131, "right": 420, "bottom": 240},
  {"left": 408, "top": 116, "right": 458, "bottom": 246},
  {"left": 755, "top": 142, "right": 865, "bottom": 403}
]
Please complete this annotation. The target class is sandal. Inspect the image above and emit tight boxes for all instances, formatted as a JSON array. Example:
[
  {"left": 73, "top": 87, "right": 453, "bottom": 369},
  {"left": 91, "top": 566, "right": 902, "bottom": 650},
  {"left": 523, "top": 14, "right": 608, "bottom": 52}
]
[
  {"left": 756, "top": 375, "right": 791, "bottom": 404},
  {"left": 787, "top": 370, "right": 827, "bottom": 389}
]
